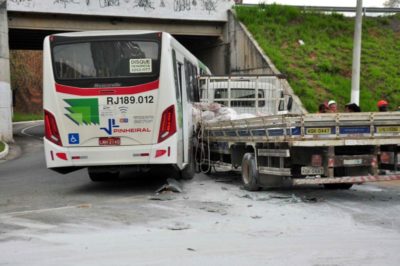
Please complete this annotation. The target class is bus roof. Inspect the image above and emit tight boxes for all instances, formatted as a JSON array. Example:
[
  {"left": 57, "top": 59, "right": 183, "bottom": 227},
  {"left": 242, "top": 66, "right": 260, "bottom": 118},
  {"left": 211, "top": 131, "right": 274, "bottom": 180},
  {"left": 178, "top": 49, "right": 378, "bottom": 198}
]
[{"left": 50, "top": 30, "right": 164, "bottom": 38}]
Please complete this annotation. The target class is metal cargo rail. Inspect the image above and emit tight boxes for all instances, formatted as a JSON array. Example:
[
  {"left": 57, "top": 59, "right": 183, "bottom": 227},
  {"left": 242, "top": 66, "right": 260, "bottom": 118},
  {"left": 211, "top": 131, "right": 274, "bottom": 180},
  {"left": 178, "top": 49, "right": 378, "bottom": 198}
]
[
  {"left": 204, "top": 112, "right": 400, "bottom": 146},
  {"left": 199, "top": 75, "right": 288, "bottom": 115}
]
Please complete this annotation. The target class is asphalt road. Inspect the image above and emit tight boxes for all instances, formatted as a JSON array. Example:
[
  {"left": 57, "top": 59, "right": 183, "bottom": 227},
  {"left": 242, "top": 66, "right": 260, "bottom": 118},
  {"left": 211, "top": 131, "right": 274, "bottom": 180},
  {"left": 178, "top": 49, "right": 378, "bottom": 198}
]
[{"left": 1, "top": 121, "right": 400, "bottom": 266}]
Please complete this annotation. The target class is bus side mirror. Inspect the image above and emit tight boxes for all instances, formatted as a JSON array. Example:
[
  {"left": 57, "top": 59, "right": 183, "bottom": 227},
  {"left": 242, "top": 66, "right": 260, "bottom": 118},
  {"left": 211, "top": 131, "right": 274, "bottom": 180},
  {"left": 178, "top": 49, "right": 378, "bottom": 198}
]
[{"left": 287, "top": 96, "right": 293, "bottom": 112}]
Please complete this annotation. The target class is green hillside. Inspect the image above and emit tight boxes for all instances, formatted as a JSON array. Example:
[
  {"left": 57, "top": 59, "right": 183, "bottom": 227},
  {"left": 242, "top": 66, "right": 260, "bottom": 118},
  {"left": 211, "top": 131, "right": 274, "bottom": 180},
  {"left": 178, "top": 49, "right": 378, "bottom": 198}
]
[
  {"left": 0, "top": 141, "right": 4, "bottom": 153},
  {"left": 235, "top": 4, "right": 400, "bottom": 112}
]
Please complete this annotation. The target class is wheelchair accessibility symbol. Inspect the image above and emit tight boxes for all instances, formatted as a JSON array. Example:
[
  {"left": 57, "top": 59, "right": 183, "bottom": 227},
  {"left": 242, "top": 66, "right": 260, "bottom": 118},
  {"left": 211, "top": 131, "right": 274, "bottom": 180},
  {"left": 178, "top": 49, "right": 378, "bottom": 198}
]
[{"left": 68, "top": 133, "right": 80, "bottom": 144}]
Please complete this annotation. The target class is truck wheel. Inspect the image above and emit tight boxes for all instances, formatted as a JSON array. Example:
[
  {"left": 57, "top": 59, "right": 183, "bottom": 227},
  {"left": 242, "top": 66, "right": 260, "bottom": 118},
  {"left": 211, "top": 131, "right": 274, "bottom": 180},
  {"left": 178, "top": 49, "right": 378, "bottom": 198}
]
[
  {"left": 324, "top": 183, "right": 353, "bottom": 190},
  {"left": 242, "top": 153, "right": 260, "bottom": 191},
  {"left": 88, "top": 168, "right": 119, "bottom": 182}
]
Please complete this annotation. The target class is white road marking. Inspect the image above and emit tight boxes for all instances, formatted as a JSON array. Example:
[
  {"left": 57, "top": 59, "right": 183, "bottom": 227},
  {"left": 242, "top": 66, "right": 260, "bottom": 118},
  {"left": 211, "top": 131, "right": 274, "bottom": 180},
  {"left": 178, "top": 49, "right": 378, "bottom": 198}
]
[
  {"left": 20, "top": 122, "right": 44, "bottom": 138},
  {"left": 0, "top": 204, "right": 92, "bottom": 218}
]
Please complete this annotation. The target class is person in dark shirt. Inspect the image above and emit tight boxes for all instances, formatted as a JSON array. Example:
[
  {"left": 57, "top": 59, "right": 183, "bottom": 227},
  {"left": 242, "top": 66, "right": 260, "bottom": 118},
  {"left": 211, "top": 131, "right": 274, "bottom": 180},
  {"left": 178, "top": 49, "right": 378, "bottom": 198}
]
[
  {"left": 345, "top": 103, "right": 361, "bottom": 112},
  {"left": 318, "top": 103, "right": 329, "bottom": 113}
]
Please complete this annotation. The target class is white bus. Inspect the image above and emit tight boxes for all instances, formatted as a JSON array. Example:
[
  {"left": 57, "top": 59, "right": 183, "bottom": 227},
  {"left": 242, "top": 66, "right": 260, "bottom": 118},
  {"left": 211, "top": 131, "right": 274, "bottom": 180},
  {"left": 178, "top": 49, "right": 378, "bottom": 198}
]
[{"left": 43, "top": 31, "right": 210, "bottom": 181}]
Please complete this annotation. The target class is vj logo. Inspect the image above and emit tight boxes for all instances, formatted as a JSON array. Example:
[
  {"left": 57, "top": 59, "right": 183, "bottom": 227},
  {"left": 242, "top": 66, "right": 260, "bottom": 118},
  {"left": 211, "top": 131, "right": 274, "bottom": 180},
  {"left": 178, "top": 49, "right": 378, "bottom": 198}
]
[{"left": 100, "top": 119, "right": 120, "bottom": 135}]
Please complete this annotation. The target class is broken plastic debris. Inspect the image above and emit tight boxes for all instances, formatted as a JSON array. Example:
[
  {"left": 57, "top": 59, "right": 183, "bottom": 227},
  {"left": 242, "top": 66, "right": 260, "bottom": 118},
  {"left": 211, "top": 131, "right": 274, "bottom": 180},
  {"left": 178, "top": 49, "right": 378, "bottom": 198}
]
[{"left": 155, "top": 178, "right": 183, "bottom": 194}]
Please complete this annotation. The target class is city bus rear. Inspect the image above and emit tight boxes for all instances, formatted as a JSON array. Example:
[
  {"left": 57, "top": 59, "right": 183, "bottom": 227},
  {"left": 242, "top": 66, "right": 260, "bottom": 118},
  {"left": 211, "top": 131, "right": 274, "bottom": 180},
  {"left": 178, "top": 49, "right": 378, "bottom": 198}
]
[{"left": 43, "top": 31, "right": 178, "bottom": 172}]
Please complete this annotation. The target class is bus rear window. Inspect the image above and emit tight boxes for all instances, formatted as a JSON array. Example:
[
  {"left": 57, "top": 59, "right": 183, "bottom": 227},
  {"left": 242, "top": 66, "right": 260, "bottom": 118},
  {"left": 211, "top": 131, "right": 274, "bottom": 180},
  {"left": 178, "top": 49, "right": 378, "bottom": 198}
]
[{"left": 52, "top": 40, "right": 160, "bottom": 80}]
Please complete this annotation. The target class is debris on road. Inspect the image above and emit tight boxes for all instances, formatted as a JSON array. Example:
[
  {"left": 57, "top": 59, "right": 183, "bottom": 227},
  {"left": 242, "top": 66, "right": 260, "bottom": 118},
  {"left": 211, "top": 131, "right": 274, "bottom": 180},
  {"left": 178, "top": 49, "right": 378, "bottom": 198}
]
[
  {"left": 167, "top": 222, "right": 191, "bottom": 231},
  {"left": 251, "top": 215, "right": 262, "bottom": 219},
  {"left": 148, "top": 194, "right": 176, "bottom": 201},
  {"left": 187, "top": 248, "right": 196, "bottom": 252},
  {"left": 155, "top": 178, "right": 183, "bottom": 194}
]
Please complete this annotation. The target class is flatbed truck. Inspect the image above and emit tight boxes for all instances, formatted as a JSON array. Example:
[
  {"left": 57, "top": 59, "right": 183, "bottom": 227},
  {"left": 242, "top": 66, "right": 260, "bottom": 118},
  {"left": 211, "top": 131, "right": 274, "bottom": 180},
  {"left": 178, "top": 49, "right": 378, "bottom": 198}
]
[{"left": 197, "top": 75, "right": 400, "bottom": 190}]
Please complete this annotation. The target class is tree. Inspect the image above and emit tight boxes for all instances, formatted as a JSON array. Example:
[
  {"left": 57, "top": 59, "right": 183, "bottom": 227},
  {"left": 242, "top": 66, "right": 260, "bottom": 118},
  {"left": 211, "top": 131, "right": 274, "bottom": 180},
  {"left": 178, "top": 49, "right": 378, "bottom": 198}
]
[{"left": 384, "top": 0, "right": 400, "bottom": 7}]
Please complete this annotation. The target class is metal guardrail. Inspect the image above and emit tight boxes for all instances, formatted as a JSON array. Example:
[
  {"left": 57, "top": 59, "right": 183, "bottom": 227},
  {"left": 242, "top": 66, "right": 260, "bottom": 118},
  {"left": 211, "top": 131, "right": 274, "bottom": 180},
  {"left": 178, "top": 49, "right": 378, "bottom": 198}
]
[{"left": 238, "top": 4, "right": 400, "bottom": 14}]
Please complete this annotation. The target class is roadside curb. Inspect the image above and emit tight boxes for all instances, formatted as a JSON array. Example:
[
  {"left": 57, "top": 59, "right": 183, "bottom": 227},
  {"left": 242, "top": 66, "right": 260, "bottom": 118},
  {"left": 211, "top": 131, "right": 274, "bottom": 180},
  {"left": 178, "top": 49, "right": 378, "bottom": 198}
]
[{"left": 0, "top": 142, "right": 9, "bottom": 160}]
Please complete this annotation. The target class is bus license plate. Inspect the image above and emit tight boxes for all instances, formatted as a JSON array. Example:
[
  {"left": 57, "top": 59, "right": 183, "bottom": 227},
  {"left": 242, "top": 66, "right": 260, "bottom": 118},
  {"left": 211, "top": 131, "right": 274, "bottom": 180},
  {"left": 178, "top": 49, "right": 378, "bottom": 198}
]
[
  {"left": 301, "top": 166, "right": 324, "bottom": 175},
  {"left": 99, "top": 137, "right": 121, "bottom": 146},
  {"left": 343, "top": 159, "right": 362, "bottom": 166}
]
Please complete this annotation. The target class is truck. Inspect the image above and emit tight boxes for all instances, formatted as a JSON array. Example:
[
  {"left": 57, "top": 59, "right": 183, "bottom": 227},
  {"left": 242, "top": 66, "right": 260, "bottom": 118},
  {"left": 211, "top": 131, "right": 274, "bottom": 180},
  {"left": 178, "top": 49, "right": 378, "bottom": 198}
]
[{"left": 196, "top": 75, "right": 400, "bottom": 190}]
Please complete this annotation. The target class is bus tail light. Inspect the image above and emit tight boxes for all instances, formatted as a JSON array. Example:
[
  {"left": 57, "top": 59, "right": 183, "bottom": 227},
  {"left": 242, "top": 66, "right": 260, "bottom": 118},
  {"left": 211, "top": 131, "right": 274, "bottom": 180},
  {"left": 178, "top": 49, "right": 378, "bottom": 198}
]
[
  {"left": 44, "top": 110, "right": 63, "bottom": 146},
  {"left": 155, "top": 149, "right": 167, "bottom": 158},
  {"left": 158, "top": 105, "right": 176, "bottom": 143}
]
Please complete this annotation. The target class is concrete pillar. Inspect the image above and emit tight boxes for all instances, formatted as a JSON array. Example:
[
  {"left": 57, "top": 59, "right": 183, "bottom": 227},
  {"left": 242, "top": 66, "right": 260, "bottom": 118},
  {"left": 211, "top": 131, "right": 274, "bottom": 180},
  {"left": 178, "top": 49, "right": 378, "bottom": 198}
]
[{"left": 0, "top": 0, "right": 13, "bottom": 142}]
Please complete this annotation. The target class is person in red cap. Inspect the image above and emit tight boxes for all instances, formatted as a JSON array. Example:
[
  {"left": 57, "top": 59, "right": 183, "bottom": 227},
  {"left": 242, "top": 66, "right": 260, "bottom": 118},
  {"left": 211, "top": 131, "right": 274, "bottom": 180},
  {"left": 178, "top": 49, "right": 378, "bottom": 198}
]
[{"left": 377, "top": 100, "right": 388, "bottom": 112}]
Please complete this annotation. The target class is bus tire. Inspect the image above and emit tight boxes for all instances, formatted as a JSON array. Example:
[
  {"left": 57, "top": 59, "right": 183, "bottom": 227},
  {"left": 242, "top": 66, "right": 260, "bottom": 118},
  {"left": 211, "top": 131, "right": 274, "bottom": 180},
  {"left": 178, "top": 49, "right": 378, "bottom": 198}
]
[
  {"left": 242, "top": 153, "right": 260, "bottom": 191},
  {"left": 323, "top": 183, "right": 353, "bottom": 190},
  {"left": 88, "top": 168, "right": 119, "bottom": 182},
  {"left": 181, "top": 155, "right": 196, "bottom": 180}
]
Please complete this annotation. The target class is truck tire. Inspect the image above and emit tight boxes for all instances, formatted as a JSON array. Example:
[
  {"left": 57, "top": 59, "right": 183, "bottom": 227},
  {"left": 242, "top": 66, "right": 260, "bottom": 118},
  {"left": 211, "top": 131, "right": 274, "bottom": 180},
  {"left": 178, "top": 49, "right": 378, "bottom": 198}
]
[
  {"left": 324, "top": 183, "right": 353, "bottom": 190},
  {"left": 241, "top": 153, "right": 260, "bottom": 191},
  {"left": 88, "top": 168, "right": 119, "bottom": 182}
]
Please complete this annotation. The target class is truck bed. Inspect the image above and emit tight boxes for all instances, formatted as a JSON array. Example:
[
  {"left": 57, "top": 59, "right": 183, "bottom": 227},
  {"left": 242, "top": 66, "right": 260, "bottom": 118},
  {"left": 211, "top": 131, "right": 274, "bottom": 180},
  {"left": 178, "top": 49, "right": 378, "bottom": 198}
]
[{"left": 204, "top": 112, "right": 400, "bottom": 146}]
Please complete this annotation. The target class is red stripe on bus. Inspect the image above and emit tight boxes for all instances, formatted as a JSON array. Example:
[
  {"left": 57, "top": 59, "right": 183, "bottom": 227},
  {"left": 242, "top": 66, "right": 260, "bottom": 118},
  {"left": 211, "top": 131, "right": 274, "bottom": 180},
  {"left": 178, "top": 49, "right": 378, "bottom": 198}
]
[{"left": 55, "top": 80, "right": 159, "bottom": 96}]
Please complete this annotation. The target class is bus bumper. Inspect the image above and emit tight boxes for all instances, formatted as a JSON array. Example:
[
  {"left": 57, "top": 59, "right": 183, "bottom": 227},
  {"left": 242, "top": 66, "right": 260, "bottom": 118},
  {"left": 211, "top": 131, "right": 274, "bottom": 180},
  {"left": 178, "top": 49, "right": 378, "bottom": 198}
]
[{"left": 44, "top": 136, "right": 179, "bottom": 169}]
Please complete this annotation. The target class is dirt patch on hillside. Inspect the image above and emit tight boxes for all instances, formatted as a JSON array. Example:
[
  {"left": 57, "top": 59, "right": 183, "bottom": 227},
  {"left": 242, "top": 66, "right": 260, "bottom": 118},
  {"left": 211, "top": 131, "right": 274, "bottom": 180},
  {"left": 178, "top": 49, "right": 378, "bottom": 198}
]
[{"left": 10, "top": 50, "right": 43, "bottom": 114}]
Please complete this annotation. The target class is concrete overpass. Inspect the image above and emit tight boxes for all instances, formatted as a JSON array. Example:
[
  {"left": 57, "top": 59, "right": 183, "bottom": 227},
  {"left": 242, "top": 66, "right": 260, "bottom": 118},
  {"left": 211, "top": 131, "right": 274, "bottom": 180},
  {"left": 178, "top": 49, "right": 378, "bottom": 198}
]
[{"left": 0, "top": 0, "right": 301, "bottom": 141}]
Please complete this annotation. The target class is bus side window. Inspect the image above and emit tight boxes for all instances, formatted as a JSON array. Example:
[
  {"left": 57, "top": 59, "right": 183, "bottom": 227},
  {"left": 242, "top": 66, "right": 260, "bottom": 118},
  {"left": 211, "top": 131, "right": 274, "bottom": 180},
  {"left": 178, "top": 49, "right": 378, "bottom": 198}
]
[
  {"left": 184, "top": 59, "right": 200, "bottom": 102},
  {"left": 184, "top": 59, "right": 193, "bottom": 102},
  {"left": 178, "top": 62, "right": 183, "bottom": 98},
  {"left": 172, "top": 50, "right": 180, "bottom": 101}
]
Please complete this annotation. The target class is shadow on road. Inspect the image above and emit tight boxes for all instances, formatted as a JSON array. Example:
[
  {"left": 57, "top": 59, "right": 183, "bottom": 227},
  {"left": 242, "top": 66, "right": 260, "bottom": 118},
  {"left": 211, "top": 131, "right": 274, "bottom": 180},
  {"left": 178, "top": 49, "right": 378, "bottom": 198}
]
[{"left": 66, "top": 167, "right": 181, "bottom": 197}]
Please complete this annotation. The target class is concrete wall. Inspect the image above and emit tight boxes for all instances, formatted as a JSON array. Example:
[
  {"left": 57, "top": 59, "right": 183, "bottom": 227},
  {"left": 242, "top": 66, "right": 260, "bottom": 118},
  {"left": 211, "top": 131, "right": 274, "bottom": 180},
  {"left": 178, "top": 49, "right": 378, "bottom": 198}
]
[
  {"left": 226, "top": 10, "right": 307, "bottom": 114},
  {"left": 7, "top": 0, "right": 234, "bottom": 22},
  {"left": 0, "top": 0, "right": 13, "bottom": 142}
]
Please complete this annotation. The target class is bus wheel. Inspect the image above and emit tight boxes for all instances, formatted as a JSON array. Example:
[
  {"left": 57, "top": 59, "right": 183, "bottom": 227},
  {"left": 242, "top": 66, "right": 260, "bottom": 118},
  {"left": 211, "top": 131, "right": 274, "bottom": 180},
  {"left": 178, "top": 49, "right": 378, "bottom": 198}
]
[
  {"left": 241, "top": 153, "right": 260, "bottom": 191},
  {"left": 323, "top": 183, "right": 353, "bottom": 190},
  {"left": 181, "top": 155, "right": 196, "bottom": 180},
  {"left": 88, "top": 168, "right": 119, "bottom": 182}
]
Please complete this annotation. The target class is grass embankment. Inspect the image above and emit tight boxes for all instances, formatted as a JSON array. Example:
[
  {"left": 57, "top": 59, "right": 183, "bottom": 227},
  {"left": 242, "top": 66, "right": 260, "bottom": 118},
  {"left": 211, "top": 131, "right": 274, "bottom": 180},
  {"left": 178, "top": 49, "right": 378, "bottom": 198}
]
[
  {"left": 0, "top": 141, "right": 5, "bottom": 153},
  {"left": 13, "top": 112, "right": 43, "bottom": 122},
  {"left": 235, "top": 4, "right": 400, "bottom": 112}
]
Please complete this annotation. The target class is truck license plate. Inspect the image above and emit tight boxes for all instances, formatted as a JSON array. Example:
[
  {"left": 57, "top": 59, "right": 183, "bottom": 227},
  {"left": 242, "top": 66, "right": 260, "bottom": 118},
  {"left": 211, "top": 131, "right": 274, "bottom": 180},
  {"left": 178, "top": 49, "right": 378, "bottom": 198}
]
[
  {"left": 99, "top": 137, "right": 121, "bottom": 146},
  {"left": 301, "top": 166, "right": 324, "bottom": 175},
  {"left": 343, "top": 159, "right": 362, "bottom": 166},
  {"left": 306, "top": 127, "right": 332, "bottom": 135},
  {"left": 376, "top": 126, "right": 400, "bottom": 133}
]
